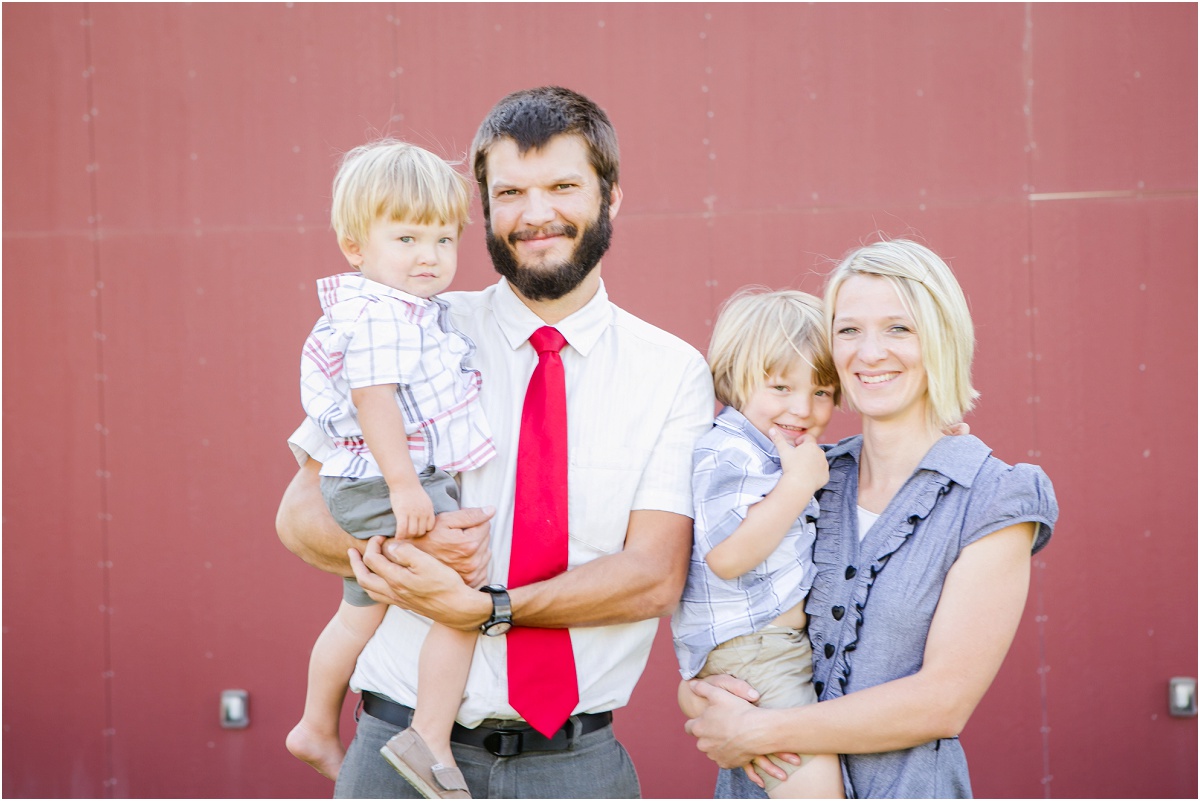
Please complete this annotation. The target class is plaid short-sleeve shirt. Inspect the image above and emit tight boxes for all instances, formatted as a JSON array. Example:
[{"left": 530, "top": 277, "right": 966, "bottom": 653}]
[
  {"left": 671, "top": 406, "right": 819, "bottom": 679},
  {"left": 300, "top": 272, "right": 495, "bottom": 479}
]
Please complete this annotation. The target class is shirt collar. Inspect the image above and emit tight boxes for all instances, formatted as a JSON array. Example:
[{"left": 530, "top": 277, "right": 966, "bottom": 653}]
[
  {"left": 714, "top": 406, "right": 777, "bottom": 459},
  {"left": 317, "top": 272, "right": 435, "bottom": 312},
  {"left": 826, "top": 433, "right": 992, "bottom": 489},
  {"left": 491, "top": 276, "right": 613, "bottom": 356}
]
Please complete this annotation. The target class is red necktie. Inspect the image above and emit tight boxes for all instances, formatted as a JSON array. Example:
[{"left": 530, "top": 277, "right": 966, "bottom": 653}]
[{"left": 507, "top": 326, "right": 578, "bottom": 737}]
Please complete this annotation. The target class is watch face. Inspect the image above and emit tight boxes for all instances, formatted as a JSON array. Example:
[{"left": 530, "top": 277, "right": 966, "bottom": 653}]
[{"left": 485, "top": 620, "right": 512, "bottom": 636}]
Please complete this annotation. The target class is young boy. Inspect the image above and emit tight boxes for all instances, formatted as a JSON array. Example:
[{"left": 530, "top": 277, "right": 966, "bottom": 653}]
[
  {"left": 287, "top": 140, "right": 493, "bottom": 799},
  {"left": 672, "top": 289, "right": 845, "bottom": 798}
]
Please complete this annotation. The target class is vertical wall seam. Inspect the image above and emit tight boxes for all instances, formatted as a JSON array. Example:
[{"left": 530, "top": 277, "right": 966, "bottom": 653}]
[
  {"left": 699, "top": 5, "right": 718, "bottom": 333},
  {"left": 80, "top": 3, "right": 115, "bottom": 797},
  {"left": 1021, "top": 4, "right": 1053, "bottom": 798},
  {"left": 391, "top": 2, "right": 401, "bottom": 138}
]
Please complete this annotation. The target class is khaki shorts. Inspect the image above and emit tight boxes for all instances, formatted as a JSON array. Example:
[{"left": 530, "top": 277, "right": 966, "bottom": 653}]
[{"left": 696, "top": 625, "right": 819, "bottom": 791}]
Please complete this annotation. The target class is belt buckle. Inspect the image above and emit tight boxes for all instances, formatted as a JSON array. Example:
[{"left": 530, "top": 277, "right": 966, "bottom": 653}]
[
  {"left": 482, "top": 727, "right": 526, "bottom": 757},
  {"left": 481, "top": 718, "right": 582, "bottom": 756}
]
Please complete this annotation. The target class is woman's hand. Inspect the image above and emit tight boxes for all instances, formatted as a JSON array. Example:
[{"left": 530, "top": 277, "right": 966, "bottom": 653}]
[
  {"left": 679, "top": 674, "right": 761, "bottom": 719},
  {"left": 683, "top": 680, "right": 771, "bottom": 769}
]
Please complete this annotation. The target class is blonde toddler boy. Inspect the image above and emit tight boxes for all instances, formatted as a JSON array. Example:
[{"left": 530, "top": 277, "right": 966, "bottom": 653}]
[
  {"left": 672, "top": 289, "right": 844, "bottom": 798},
  {"left": 287, "top": 140, "right": 492, "bottom": 799}
]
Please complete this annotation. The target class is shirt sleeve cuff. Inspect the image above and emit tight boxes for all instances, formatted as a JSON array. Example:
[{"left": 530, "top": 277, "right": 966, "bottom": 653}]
[{"left": 287, "top": 418, "right": 336, "bottom": 467}]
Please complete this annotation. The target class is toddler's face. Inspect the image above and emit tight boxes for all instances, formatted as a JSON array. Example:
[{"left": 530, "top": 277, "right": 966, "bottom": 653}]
[
  {"left": 343, "top": 217, "right": 460, "bottom": 298},
  {"left": 740, "top": 358, "right": 835, "bottom": 447}
]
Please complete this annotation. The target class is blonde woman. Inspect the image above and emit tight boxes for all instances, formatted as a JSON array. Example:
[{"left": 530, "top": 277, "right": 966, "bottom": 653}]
[{"left": 684, "top": 240, "right": 1057, "bottom": 798}]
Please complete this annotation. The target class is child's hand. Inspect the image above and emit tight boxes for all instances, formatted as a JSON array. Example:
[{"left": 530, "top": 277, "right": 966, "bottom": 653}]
[
  {"left": 770, "top": 428, "right": 829, "bottom": 497},
  {"left": 389, "top": 486, "right": 436, "bottom": 539}
]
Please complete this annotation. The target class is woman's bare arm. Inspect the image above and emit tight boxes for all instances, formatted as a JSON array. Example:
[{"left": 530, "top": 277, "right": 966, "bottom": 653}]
[{"left": 686, "top": 521, "right": 1037, "bottom": 765}]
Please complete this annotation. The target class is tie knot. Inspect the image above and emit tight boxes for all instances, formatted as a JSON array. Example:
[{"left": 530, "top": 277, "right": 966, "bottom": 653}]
[{"left": 529, "top": 326, "right": 567, "bottom": 355}]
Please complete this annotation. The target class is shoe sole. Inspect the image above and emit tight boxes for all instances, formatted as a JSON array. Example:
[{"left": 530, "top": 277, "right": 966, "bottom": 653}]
[{"left": 380, "top": 743, "right": 441, "bottom": 799}]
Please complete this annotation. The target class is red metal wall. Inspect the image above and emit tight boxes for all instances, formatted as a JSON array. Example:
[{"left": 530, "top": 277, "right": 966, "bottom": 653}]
[{"left": 4, "top": 3, "right": 1195, "bottom": 798}]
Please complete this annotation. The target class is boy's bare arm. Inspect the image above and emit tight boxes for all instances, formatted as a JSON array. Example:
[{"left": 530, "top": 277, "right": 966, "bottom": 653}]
[
  {"left": 705, "top": 431, "right": 828, "bottom": 580},
  {"left": 351, "top": 383, "right": 435, "bottom": 537}
]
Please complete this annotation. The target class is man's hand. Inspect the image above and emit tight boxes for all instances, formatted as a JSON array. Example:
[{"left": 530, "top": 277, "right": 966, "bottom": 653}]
[
  {"left": 407, "top": 506, "right": 493, "bottom": 588},
  {"left": 349, "top": 536, "right": 492, "bottom": 631}
]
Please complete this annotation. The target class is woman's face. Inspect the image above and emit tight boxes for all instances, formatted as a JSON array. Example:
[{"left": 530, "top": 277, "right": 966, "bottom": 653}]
[{"left": 831, "top": 274, "right": 929, "bottom": 426}]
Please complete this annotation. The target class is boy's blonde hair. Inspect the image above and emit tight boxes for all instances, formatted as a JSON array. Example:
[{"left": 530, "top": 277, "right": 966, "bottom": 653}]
[
  {"left": 824, "top": 239, "right": 979, "bottom": 429},
  {"left": 708, "top": 288, "right": 840, "bottom": 411},
  {"left": 331, "top": 139, "right": 472, "bottom": 247}
]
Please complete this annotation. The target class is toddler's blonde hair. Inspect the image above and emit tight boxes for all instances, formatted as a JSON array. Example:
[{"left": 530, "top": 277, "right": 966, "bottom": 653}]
[
  {"left": 331, "top": 139, "right": 471, "bottom": 247},
  {"left": 708, "top": 288, "right": 840, "bottom": 411}
]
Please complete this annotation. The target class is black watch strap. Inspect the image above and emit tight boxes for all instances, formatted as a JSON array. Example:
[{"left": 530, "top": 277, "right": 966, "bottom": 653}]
[{"left": 480, "top": 584, "right": 512, "bottom": 636}]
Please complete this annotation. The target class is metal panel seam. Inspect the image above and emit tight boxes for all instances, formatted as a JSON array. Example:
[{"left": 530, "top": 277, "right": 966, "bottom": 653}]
[
  {"left": 81, "top": 4, "right": 116, "bottom": 797},
  {"left": 1022, "top": 4, "right": 1054, "bottom": 798}
]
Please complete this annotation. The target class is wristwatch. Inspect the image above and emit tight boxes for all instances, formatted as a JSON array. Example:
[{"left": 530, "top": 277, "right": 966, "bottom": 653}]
[{"left": 479, "top": 585, "right": 513, "bottom": 636}]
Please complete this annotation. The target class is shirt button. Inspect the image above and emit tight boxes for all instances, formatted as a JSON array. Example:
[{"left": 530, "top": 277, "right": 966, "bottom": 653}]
[
  {"left": 832, "top": 605, "right": 845, "bottom": 620},
  {"left": 845, "top": 566, "right": 857, "bottom": 580},
  {"left": 824, "top": 643, "right": 835, "bottom": 658}
]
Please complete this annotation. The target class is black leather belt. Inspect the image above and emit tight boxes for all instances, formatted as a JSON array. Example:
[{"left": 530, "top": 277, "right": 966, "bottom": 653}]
[{"left": 361, "top": 691, "right": 612, "bottom": 757}]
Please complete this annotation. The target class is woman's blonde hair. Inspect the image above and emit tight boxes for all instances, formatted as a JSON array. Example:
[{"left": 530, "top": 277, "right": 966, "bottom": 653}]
[
  {"left": 331, "top": 139, "right": 472, "bottom": 247},
  {"left": 708, "top": 287, "right": 840, "bottom": 411},
  {"left": 824, "top": 239, "right": 979, "bottom": 429}
]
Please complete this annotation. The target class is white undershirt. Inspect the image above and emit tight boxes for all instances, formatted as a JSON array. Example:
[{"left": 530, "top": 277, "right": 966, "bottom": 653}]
[{"left": 857, "top": 505, "right": 881, "bottom": 542}]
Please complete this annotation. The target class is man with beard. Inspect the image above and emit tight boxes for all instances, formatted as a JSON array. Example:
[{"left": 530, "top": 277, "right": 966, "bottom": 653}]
[{"left": 277, "top": 87, "right": 715, "bottom": 798}]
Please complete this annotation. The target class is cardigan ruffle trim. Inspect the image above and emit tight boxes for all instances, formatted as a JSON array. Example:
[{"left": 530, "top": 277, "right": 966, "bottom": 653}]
[{"left": 810, "top": 445, "right": 952, "bottom": 700}]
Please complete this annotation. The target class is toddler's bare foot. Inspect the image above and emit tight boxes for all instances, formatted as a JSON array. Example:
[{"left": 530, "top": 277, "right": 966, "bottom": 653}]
[{"left": 286, "top": 719, "right": 345, "bottom": 781}]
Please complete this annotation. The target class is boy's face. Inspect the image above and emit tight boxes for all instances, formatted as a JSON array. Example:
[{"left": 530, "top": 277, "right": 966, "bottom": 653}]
[
  {"left": 741, "top": 358, "right": 836, "bottom": 447},
  {"left": 340, "top": 217, "right": 459, "bottom": 298}
]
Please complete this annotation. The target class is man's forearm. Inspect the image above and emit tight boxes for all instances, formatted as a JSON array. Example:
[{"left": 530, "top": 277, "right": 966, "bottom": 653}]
[
  {"left": 276, "top": 460, "right": 360, "bottom": 577},
  {"left": 509, "top": 509, "right": 691, "bottom": 629}
]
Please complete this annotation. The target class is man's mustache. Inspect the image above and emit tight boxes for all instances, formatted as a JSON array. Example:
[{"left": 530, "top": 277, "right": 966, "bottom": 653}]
[{"left": 508, "top": 224, "right": 578, "bottom": 244}]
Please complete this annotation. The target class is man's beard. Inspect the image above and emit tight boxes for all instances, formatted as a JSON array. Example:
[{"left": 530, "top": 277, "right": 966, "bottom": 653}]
[{"left": 485, "top": 196, "right": 613, "bottom": 302}]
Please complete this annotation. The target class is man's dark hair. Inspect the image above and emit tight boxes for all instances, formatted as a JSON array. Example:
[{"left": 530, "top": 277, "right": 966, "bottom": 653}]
[{"left": 470, "top": 86, "right": 620, "bottom": 221}]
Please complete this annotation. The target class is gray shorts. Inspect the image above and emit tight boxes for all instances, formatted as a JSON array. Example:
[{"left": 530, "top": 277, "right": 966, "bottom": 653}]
[{"left": 321, "top": 468, "right": 460, "bottom": 606}]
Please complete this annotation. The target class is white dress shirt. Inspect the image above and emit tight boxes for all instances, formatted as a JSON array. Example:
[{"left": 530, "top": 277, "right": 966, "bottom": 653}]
[{"left": 289, "top": 277, "right": 715, "bottom": 726}]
